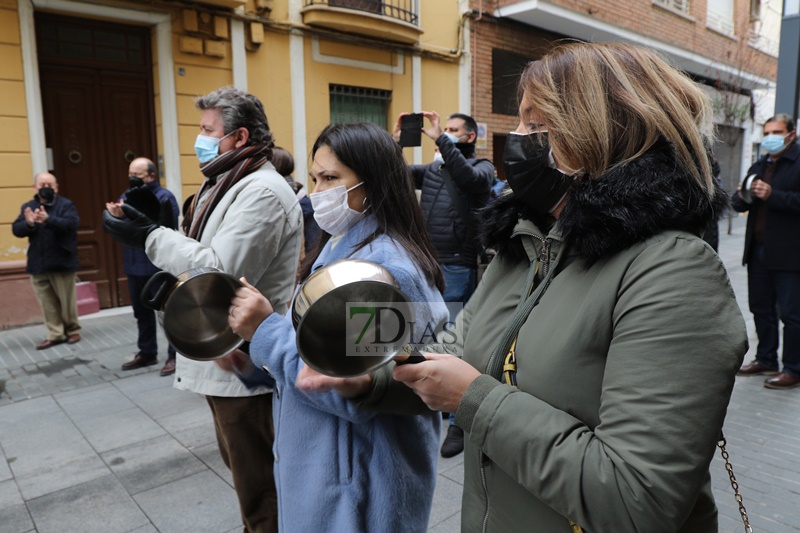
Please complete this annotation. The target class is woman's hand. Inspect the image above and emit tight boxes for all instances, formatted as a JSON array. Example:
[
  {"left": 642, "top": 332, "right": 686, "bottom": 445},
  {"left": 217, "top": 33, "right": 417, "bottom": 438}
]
[
  {"left": 393, "top": 353, "right": 481, "bottom": 413},
  {"left": 296, "top": 364, "right": 374, "bottom": 399},
  {"left": 227, "top": 277, "right": 273, "bottom": 342}
]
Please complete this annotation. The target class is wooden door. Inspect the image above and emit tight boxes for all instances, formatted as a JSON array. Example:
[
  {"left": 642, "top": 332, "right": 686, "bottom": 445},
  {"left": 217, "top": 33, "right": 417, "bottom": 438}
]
[{"left": 36, "top": 13, "right": 157, "bottom": 308}]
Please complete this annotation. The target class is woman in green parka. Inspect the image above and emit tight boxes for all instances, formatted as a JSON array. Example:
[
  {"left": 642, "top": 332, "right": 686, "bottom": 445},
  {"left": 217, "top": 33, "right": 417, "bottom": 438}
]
[{"left": 390, "top": 43, "right": 750, "bottom": 532}]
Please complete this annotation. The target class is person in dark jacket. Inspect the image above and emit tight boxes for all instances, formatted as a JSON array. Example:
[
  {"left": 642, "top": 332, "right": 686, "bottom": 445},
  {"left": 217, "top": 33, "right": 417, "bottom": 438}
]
[
  {"left": 271, "top": 146, "right": 321, "bottom": 260},
  {"left": 106, "top": 158, "right": 179, "bottom": 375},
  {"left": 12, "top": 172, "right": 81, "bottom": 350},
  {"left": 392, "top": 111, "right": 495, "bottom": 458},
  {"left": 733, "top": 113, "right": 800, "bottom": 389}
]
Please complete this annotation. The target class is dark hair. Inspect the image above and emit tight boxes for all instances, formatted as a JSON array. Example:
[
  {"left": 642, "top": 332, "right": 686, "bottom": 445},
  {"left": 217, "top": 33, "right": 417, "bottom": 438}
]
[
  {"left": 195, "top": 86, "right": 274, "bottom": 156},
  {"left": 766, "top": 113, "right": 796, "bottom": 133},
  {"left": 447, "top": 113, "right": 479, "bottom": 138},
  {"left": 298, "top": 123, "right": 444, "bottom": 292},
  {"left": 271, "top": 147, "right": 295, "bottom": 177}
]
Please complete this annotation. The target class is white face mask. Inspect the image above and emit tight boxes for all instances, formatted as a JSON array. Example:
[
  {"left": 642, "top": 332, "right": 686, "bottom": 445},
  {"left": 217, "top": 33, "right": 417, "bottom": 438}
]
[
  {"left": 310, "top": 182, "right": 365, "bottom": 236},
  {"left": 433, "top": 152, "right": 444, "bottom": 163}
]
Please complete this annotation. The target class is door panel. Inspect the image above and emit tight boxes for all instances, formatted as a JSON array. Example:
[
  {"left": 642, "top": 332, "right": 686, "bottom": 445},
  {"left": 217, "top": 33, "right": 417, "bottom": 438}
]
[{"left": 36, "top": 13, "right": 156, "bottom": 308}]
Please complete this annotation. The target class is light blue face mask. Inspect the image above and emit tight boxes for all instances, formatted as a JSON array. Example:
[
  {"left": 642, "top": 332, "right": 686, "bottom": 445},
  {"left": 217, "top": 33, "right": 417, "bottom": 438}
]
[
  {"left": 442, "top": 132, "right": 463, "bottom": 144},
  {"left": 194, "top": 131, "right": 235, "bottom": 163},
  {"left": 761, "top": 133, "right": 791, "bottom": 155}
]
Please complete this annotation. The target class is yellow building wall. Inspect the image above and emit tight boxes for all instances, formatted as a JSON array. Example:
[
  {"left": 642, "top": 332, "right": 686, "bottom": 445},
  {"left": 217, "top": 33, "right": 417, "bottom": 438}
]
[
  {"left": 247, "top": 30, "right": 294, "bottom": 158},
  {"left": 1, "top": 1, "right": 34, "bottom": 262},
  {"left": 419, "top": 0, "right": 462, "bottom": 52}
]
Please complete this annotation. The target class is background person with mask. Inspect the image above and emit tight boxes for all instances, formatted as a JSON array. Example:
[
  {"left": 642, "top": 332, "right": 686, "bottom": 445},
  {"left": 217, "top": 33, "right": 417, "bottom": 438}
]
[
  {"left": 12, "top": 172, "right": 81, "bottom": 349},
  {"left": 391, "top": 110, "right": 494, "bottom": 458},
  {"left": 103, "top": 86, "right": 303, "bottom": 533},
  {"left": 105, "top": 157, "right": 179, "bottom": 375},
  {"left": 733, "top": 113, "right": 800, "bottom": 390}
]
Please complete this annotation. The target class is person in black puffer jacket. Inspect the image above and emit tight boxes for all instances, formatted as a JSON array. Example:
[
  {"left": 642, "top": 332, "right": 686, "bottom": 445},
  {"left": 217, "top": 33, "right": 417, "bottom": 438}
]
[
  {"left": 392, "top": 111, "right": 495, "bottom": 458},
  {"left": 12, "top": 172, "right": 81, "bottom": 350}
]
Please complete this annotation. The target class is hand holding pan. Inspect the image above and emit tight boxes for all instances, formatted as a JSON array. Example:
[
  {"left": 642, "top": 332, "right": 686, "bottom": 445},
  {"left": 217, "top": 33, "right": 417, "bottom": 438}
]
[{"left": 292, "top": 259, "right": 428, "bottom": 378}]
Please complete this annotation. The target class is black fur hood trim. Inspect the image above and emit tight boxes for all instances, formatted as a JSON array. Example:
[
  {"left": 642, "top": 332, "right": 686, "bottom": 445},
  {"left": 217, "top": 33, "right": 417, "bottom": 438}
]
[{"left": 480, "top": 141, "right": 729, "bottom": 265}]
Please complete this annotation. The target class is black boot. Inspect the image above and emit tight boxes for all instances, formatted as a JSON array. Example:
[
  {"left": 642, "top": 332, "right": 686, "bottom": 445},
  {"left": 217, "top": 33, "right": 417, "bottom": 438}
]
[{"left": 440, "top": 425, "right": 464, "bottom": 458}]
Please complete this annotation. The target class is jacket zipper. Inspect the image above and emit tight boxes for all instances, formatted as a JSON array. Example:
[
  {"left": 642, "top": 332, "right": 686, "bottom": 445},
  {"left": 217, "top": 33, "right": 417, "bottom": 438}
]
[
  {"left": 480, "top": 232, "right": 553, "bottom": 533},
  {"left": 480, "top": 453, "right": 490, "bottom": 533}
]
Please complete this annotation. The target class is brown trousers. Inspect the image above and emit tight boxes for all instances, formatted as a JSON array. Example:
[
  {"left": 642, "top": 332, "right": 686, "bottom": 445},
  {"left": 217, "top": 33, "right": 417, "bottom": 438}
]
[
  {"left": 206, "top": 394, "right": 277, "bottom": 533},
  {"left": 30, "top": 271, "right": 81, "bottom": 341}
]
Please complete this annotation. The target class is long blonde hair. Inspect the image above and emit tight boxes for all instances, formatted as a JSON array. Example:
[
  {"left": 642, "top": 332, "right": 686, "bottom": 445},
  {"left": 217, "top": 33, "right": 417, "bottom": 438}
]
[{"left": 519, "top": 42, "right": 715, "bottom": 193}]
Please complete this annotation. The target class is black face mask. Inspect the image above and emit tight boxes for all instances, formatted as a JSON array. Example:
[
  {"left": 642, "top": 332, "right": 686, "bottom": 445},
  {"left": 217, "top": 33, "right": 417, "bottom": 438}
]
[
  {"left": 503, "top": 132, "right": 573, "bottom": 215},
  {"left": 38, "top": 186, "right": 55, "bottom": 206},
  {"left": 128, "top": 176, "right": 145, "bottom": 189}
]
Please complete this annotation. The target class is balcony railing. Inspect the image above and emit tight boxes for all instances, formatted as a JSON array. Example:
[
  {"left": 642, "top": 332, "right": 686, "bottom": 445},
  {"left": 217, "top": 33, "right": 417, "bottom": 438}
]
[{"left": 303, "top": 0, "right": 419, "bottom": 26}]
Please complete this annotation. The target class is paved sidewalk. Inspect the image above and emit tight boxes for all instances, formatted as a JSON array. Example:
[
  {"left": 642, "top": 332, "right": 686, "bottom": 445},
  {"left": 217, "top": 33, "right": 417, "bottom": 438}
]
[{"left": 1, "top": 215, "right": 799, "bottom": 532}]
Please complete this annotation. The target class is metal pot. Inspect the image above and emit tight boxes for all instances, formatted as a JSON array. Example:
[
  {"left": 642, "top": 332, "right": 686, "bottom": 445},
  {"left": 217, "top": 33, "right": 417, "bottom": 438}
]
[
  {"left": 142, "top": 267, "right": 244, "bottom": 361},
  {"left": 293, "top": 259, "right": 425, "bottom": 377},
  {"left": 739, "top": 174, "right": 759, "bottom": 204}
]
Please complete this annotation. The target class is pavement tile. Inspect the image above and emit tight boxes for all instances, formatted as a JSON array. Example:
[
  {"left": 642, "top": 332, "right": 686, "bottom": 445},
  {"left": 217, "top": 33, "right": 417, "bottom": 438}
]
[
  {"left": 132, "top": 470, "right": 241, "bottom": 533},
  {"left": 427, "top": 511, "right": 460, "bottom": 533},
  {"left": 0, "top": 503, "right": 33, "bottom": 533},
  {"left": 0, "top": 455, "right": 11, "bottom": 483},
  {"left": 191, "top": 442, "right": 234, "bottom": 487},
  {"left": 428, "top": 475, "right": 464, "bottom": 529},
  {"left": 26, "top": 474, "right": 148, "bottom": 533},
  {"left": 100, "top": 434, "right": 207, "bottom": 495},
  {"left": 0, "top": 478, "right": 23, "bottom": 509},
  {"left": 74, "top": 406, "right": 168, "bottom": 453},
  {"left": 155, "top": 403, "right": 217, "bottom": 450}
]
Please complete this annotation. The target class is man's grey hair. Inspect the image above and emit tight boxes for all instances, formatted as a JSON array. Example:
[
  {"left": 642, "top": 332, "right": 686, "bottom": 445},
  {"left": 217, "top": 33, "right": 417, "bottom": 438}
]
[{"left": 195, "top": 87, "right": 274, "bottom": 149}]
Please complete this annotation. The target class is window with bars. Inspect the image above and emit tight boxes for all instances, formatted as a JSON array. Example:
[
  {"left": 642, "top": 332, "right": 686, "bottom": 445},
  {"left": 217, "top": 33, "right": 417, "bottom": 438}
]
[
  {"left": 653, "top": 0, "right": 690, "bottom": 15},
  {"left": 329, "top": 85, "right": 392, "bottom": 129}
]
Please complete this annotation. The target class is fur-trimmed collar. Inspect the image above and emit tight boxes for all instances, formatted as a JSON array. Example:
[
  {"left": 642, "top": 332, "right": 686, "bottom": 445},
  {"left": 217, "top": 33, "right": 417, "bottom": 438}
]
[{"left": 481, "top": 141, "right": 729, "bottom": 265}]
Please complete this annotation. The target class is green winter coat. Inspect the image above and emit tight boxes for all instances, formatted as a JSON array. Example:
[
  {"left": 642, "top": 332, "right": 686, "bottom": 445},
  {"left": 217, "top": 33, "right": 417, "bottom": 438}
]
[{"left": 433, "top": 143, "right": 749, "bottom": 533}]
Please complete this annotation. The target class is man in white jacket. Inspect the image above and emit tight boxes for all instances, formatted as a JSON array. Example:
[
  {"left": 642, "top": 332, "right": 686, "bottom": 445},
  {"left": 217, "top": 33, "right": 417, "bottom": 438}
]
[{"left": 103, "top": 87, "right": 302, "bottom": 532}]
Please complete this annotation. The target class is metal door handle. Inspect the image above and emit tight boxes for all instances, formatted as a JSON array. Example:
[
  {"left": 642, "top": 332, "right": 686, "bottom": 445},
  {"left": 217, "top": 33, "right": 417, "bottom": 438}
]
[
  {"left": 68, "top": 150, "right": 82, "bottom": 164},
  {"left": 124, "top": 150, "right": 136, "bottom": 163}
]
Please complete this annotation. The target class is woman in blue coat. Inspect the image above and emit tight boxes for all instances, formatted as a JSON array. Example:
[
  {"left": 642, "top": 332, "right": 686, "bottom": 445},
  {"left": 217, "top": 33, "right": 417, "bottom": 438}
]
[{"left": 223, "top": 123, "right": 448, "bottom": 533}]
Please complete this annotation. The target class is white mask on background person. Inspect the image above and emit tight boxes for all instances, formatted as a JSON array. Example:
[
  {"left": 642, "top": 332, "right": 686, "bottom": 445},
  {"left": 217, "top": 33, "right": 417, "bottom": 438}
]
[
  {"left": 433, "top": 151, "right": 444, "bottom": 163},
  {"left": 310, "top": 182, "right": 365, "bottom": 236}
]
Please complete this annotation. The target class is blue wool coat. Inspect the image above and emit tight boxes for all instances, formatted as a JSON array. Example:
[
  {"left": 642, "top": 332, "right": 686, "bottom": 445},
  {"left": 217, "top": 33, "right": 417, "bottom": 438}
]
[{"left": 245, "top": 216, "right": 448, "bottom": 533}]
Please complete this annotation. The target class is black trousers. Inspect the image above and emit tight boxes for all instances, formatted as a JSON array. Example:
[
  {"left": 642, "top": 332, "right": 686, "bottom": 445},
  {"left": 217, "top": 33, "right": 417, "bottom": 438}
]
[{"left": 127, "top": 273, "right": 176, "bottom": 359}]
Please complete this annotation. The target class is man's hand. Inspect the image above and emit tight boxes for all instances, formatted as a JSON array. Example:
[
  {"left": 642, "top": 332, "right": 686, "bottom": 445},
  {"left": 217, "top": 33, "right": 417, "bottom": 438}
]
[
  {"left": 101, "top": 203, "right": 158, "bottom": 249},
  {"left": 34, "top": 206, "right": 48, "bottom": 225},
  {"left": 228, "top": 277, "right": 274, "bottom": 342},
  {"left": 392, "top": 353, "right": 481, "bottom": 413},
  {"left": 421, "top": 111, "right": 443, "bottom": 140},
  {"left": 296, "top": 364, "right": 374, "bottom": 398},
  {"left": 215, "top": 349, "right": 254, "bottom": 374},
  {"left": 751, "top": 178, "right": 772, "bottom": 200},
  {"left": 105, "top": 201, "right": 124, "bottom": 218},
  {"left": 24, "top": 207, "right": 36, "bottom": 226},
  {"left": 391, "top": 112, "right": 409, "bottom": 143}
]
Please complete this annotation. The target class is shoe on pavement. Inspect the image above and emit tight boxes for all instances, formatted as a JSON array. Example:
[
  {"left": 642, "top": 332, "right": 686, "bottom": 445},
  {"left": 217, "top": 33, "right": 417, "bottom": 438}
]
[
  {"left": 737, "top": 360, "right": 779, "bottom": 376},
  {"left": 67, "top": 334, "right": 81, "bottom": 344},
  {"left": 441, "top": 425, "right": 464, "bottom": 458},
  {"left": 122, "top": 353, "right": 158, "bottom": 371},
  {"left": 160, "top": 358, "right": 176, "bottom": 377},
  {"left": 764, "top": 373, "right": 800, "bottom": 390},
  {"left": 36, "top": 338, "right": 65, "bottom": 350}
]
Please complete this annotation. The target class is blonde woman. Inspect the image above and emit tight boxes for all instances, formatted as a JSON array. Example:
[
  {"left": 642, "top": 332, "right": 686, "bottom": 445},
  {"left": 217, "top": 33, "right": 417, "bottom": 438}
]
[{"left": 382, "top": 43, "right": 749, "bottom": 531}]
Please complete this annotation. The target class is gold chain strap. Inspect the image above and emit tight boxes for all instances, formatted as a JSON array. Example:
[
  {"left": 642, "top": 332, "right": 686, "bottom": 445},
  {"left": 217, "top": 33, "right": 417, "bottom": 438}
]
[{"left": 718, "top": 435, "right": 753, "bottom": 532}]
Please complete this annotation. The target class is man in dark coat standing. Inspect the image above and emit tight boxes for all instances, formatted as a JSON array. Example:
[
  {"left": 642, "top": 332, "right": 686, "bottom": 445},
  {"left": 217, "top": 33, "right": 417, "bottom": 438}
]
[
  {"left": 392, "top": 110, "right": 495, "bottom": 457},
  {"left": 12, "top": 172, "right": 81, "bottom": 349},
  {"left": 106, "top": 157, "right": 179, "bottom": 375},
  {"left": 734, "top": 113, "right": 800, "bottom": 389}
]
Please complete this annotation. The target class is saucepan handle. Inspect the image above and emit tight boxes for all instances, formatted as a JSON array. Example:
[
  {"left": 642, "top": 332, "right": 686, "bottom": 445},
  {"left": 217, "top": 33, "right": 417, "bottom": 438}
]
[
  {"left": 394, "top": 346, "right": 427, "bottom": 365},
  {"left": 141, "top": 270, "right": 179, "bottom": 311}
]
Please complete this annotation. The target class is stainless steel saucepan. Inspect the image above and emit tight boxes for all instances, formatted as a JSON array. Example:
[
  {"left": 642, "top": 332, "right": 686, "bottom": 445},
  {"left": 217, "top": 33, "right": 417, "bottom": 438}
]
[
  {"left": 142, "top": 267, "right": 244, "bottom": 361},
  {"left": 293, "top": 259, "right": 425, "bottom": 377}
]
